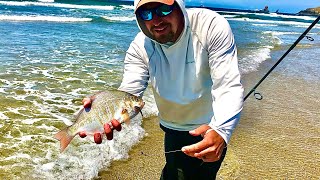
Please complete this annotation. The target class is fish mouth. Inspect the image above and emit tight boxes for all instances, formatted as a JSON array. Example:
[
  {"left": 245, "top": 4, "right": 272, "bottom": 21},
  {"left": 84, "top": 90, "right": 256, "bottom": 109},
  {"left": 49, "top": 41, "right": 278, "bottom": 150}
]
[
  {"left": 136, "top": 102, "right": 145, "bottom": 117},
  {"left": 127, "top": 107, "right": 142, "bottom": 119},
  {"left": 127, "top": 104, "right": 144, "bottom": 119},
  {"left": 134, "top": 106, "right": 143, "bottom": 117}
]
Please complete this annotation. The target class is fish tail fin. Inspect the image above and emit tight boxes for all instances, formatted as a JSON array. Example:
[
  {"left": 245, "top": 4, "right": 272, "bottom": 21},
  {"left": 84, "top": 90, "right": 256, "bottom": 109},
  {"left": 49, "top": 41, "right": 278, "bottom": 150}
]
[{"left": 54, "top": 128, "right": 74, "bottom": 152}]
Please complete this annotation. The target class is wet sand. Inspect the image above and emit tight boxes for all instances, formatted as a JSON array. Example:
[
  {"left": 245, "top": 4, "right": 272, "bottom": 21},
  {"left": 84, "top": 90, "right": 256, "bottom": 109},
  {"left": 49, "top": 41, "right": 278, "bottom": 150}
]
[
  {"left": 230, "top": 73, "right": 320, "bottom": 178},
  {"left": 96, "top": 116, "right": 165, "bottom": 179}
]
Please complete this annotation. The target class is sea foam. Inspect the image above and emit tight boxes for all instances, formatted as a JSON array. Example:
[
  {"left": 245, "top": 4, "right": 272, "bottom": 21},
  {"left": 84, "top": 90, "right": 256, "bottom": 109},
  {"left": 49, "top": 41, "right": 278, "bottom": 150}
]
[
  {"left": 0, "top": 1, "right": 114, "bottom": 10},
  {"left": 239, "top": 47, "right": 272, "bottom": 74},
  {"left": 102, "top": 16, "right": 136, "bottom": 22},
  {"left": 0, "top": 15, "right": 92, "bottom": 22}
]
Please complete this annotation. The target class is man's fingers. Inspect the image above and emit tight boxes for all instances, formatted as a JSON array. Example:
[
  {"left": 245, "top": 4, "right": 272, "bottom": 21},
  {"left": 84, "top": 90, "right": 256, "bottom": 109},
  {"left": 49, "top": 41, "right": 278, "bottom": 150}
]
[
  {"left": 182, "top": 125, "right": 211, "bottom": 156},
  {"left": 181, "top": 140, "right": 207, "bottom": 156},
  {"left": 104, "top": 123, "right": 114, "bottom": 140},
  {"left": 82, "top": 98, "right": 91, "bottom": 108},
  {"left": 79, "top": 131, "right": 87, "bottom": 138},
  {"left": 106, "top": 131, "right": 114, "bottom": 140},
  {"left": 197, "top": 145, "right": 224, "bottom": 162},
  {"left": 194, "top": 146, "right": 215, "bottom": 158},
  {"left": 202, "top": 155, "right": 220, "bottom": 162},
  {"left": 94, "top": 132, "right": 103, "bottom": 144},
  {"left": 111, "top": 119, "right": 122, "bottom": 131},
  {"left": 182, "top": 128, "right": 226, "bottom": 161}
]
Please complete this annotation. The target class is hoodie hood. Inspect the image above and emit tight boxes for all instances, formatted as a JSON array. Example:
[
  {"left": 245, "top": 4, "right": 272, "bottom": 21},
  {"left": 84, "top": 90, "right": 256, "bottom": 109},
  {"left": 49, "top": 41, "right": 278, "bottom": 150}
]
[{"left": 133, "top": 0, "right": 189, "bottom": 45}]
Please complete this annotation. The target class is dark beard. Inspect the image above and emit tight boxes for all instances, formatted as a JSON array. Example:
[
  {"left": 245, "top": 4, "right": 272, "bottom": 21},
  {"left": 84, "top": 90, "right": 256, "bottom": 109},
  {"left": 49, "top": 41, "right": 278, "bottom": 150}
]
[
  {"left": 154, "top": 32, "right": 175, "bottom": 44},
  {"left": 151, "top": 24, "right": 175, "bottom": 44}
]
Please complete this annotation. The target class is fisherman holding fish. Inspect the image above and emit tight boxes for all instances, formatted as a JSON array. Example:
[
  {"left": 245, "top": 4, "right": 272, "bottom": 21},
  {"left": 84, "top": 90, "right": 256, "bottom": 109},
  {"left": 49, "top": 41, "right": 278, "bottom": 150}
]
[{"left": 82, "top": 0, "right": 244, "bottom": 179}]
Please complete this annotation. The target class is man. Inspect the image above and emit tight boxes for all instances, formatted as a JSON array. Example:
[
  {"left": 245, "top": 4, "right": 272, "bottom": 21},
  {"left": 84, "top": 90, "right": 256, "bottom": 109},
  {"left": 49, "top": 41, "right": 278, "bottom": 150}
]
[{"left": 83, "top": 0, "right": 243, "bottom": 179}]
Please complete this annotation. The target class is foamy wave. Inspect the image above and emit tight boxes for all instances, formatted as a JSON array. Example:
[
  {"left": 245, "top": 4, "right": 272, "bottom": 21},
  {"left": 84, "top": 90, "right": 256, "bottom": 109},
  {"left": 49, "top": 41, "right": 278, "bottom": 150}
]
[
  {"left": 102, "top": 16, "right": 135, "bottom": 22},
  {"left": 252, "top": 23, "right": 278, "bottom": 27},
  {"left": 5, "top": 153, "right": 32, "bottom": 161},
  {"left": 7, "top": 107, "right": 33, "bottom": 118},
  {"left": 255, "top": 12, "right": 318, "bottom": 21},
  {"left": 33, "top": 120, "right": 146, "bottom": 180},
  {"left": 37, "top": 124, "right": 57, "bottom": 131},
  {"left": 0, "top": 88, "right": 5, "bottom": 93},
  {"left": 295, "top": 24, "right": 320, "bottom": 29},
  {"left": 21, "top": 118, "right": 42, "bottom": 125},
  {"left": 230, "top": 18, "right": 310, "bottom": 25},
  {"left": 0, "top": 112, "right": 9, "bottom": 120},
  {"left": 0, "top": 1, "right": 114, "bottom": 10},
  {"left": 229, "top": 17, "right": 320, "bottom": 28},
  {"left": 120, "top": 5, "right": 134, "bottom": 10},
  {"left": 38, "top": 0, "right": 54, "bottom": 2},
  {"left": 221, "top": 11, "right": 317, "bottom": 21},
  {"left": 262, "top": 31, "right": 300, "bottom": 36},
  {"left": 0, "top": 15, "right": 92, "bottom": 22},
  {"left": 239, "top": 47, "right": 272, "bottom": 74},
  {"left": 223, "top": 15, "right": 237, "bottom": 18}
]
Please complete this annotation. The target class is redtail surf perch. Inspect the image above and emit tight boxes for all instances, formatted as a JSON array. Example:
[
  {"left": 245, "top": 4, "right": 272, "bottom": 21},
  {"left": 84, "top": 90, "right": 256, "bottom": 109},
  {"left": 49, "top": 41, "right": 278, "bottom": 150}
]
[{"left": 54, "top": 90, "right": 144, "bottom": 152}]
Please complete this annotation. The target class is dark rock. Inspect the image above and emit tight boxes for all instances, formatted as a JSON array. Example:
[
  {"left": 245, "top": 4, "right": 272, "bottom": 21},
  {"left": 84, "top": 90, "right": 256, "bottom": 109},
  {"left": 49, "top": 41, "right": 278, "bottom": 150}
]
[{"left": 298, "top": 7, "right": 320, "bottom": 16}]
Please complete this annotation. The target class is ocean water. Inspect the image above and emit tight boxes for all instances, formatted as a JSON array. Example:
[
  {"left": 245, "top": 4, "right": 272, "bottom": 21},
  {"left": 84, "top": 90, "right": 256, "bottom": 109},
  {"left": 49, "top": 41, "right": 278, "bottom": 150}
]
[{"left": 0, "top": 1, "right": 319, "bottom": 179}]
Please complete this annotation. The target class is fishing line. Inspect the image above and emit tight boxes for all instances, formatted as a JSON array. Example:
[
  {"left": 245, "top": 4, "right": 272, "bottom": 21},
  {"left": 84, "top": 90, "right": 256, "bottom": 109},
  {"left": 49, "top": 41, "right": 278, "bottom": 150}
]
[
  {"left": 244, "top": 15, "right": 320, "bottom": 101},
  {"left": 165, "top": 150, "right": 182, "bottom": 154}
]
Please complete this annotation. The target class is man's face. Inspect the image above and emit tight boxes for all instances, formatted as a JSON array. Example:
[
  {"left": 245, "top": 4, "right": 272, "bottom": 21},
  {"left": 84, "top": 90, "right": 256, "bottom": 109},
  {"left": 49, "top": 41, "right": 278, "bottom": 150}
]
[{"left": 139, "top": 2, "right": 184, "bottom": 44}]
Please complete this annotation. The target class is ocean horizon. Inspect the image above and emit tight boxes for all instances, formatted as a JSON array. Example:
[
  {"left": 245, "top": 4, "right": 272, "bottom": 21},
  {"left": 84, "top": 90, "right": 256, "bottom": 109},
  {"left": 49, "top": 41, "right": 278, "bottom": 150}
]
[{"left": 0, "top": 0, "right": 319, "bottom": 179}]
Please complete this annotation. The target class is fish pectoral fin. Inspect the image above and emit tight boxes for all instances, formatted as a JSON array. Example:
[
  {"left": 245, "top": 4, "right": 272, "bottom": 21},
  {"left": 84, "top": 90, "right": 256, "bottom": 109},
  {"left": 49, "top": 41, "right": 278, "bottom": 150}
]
[
  {"left": 121, "top": 113, "right": 130, "bottom": 124},
  {"left": 54, "top": 129, "right": 75, "bottom": 152}
]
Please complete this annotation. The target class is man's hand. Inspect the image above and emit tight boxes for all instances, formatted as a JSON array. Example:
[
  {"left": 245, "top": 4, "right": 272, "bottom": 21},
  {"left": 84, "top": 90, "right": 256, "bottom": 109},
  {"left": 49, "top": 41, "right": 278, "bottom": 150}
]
[
  {"left": 181, "top": 125, "right": 225, "bottom": 162},
  {"left": 81, "top": 96, "right": 122, "bottom": 142}
]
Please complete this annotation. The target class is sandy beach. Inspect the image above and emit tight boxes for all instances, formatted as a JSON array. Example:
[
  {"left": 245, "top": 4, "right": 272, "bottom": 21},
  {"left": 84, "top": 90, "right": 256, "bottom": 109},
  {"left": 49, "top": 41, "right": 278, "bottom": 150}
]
[{"left": 98, "top": 50, "right": 320, "bottom": 179}]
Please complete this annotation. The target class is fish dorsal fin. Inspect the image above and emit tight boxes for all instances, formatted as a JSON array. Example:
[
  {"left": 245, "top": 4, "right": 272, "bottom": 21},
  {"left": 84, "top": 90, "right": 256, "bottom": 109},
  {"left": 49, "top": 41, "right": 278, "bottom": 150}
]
[{"left": 74, "top": 107, "right": 85, "bottom": 120}]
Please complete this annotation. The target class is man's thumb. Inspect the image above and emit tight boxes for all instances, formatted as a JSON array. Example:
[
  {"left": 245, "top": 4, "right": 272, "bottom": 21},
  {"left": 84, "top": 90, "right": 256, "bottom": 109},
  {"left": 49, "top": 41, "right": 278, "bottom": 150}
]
[
  {"left": 189, "top": 125, "right": 210, "bottom": 136},
  {"left": 82, "top": 98, "right": 92, "bottom": 108}
]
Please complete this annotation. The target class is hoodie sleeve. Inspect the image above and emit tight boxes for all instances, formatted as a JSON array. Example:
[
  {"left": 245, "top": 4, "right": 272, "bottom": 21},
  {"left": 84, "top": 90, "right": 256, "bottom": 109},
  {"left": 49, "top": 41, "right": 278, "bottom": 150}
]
[
  {"left": 206, "top": 14, "right": 244, "bottom": 143},
  {"left": 118, "top": 33, "right": 150, "bottom": 97}
]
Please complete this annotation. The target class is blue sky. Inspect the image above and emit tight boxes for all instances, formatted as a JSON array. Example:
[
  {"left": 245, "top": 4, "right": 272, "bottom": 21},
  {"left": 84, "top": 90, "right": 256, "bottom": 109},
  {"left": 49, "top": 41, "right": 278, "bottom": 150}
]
[{"left": 185, "top": 0, "right": 320, "bottom": 13}]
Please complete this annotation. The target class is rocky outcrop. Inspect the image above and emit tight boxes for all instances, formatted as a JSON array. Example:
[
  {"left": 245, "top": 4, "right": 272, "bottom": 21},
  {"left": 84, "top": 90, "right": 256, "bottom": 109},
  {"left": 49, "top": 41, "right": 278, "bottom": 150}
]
[{"left": 298, "top": 7, "right": 320, "bottom": 16}]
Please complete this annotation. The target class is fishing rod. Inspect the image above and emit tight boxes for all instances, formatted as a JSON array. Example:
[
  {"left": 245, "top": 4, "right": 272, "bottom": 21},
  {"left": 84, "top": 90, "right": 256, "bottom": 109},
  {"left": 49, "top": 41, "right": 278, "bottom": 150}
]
[{"left": 244, "top": 15, "right": 320, "bottom": 101}]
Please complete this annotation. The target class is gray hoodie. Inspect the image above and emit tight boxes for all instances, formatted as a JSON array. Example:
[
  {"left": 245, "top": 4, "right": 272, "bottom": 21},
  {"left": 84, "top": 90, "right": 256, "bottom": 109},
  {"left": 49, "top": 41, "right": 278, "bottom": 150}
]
[{"left": 118, "top": 0, "right": 244, "bottom": 143}]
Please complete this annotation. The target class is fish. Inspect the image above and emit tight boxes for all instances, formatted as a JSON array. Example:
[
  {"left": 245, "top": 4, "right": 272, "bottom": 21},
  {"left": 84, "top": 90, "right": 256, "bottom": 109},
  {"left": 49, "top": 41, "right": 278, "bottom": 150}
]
[{"left": 54, "top": 90, "right": 144, "bottom": 152}]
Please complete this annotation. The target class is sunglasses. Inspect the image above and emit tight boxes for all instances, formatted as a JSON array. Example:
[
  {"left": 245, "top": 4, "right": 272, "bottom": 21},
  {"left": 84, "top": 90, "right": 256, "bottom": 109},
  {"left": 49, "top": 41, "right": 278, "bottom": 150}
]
[{"left": 137, "top": 4, "right": 175, "bottom": 21}]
